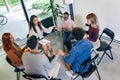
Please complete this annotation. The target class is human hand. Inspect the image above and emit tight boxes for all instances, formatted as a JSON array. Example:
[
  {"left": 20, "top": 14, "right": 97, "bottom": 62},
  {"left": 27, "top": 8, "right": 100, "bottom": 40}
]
[
  {"left": 83, "top": 34, "right": 88, "bottom": 39},
  {"left": 57, "top": 49, "right": 64, "bottom": 56},
  {"left": 53, "top": 26, "right": 58, "bottom": 30},
  {"left": 23, "top": 48, "right": 30, "bottom": 52}
]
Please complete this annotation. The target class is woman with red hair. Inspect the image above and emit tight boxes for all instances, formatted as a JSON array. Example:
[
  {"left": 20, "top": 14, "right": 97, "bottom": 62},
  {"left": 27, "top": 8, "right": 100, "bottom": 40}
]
[{"left": 2, "top": 33, "right": 27, "bottom": 69}]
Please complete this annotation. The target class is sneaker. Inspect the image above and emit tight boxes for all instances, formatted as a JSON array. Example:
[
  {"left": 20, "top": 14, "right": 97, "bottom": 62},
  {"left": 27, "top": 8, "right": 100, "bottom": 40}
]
[
  {"left": 73, "top": 74, "right": 77, "bottom": 79},
  {"left": 66, "top": 71, "right": 77, "bottom": 79},
  {"left": 65, "top": 70, "right": 73, "bottom": 77}
]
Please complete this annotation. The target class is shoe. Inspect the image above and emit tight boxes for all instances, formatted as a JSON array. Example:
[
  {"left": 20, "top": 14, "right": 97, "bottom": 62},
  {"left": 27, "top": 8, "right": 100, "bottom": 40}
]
[
  {"left": 73, "top": 74, "right": 77, "bottom": 79},
  {"left": 66, "top": 71, "right": 77, "bottom": 78},
  {"left": 65, "top": 70, "right": 73, "bottom": 77}
]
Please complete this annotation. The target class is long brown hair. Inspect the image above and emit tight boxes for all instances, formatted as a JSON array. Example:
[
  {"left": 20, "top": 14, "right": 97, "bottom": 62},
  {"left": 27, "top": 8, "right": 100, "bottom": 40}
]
[
  {"left": 86, "top": 13, "right": 99, "bottom": 29},
  {"left": 2, "top": 33, "right": 12, "bottom": 51}
]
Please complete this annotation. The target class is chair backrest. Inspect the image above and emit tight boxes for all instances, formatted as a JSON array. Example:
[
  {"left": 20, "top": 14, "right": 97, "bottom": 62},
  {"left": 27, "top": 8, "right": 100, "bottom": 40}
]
[
  {"left": 99, "top": 28, "right": 115, "bottom": 45},
  {"left": 6, "top": 56, "right": 15, "bottom": 67},
  {"left": 41, "top": 16, "right": 54, "bottom": 28},
  {"left": 23, "top": 73, "right": 62, "bottom": 80},
  {"left": 100, "top": 28, "right": 115, "bottom": 40},
  {"left": 79, "top": 54, "right": 99, "bottom": 74},
  {"left": 41, "top": 16, "right": 54, "bottom": 36},
  {"left": 102, "top": 28, "right": 114, "bottom": 40},
  {"left": 6, "top": 56, "right": 24, "bottom": 71},
  {"left": 23, "top": 73, "right": 48, "bottom": 80}
]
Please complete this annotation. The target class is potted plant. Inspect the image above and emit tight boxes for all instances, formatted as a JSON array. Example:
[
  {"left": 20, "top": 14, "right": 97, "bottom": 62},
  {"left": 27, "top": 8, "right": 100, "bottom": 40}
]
[{"left": 46, "top": 0, "right": 63, "bottom": 25}]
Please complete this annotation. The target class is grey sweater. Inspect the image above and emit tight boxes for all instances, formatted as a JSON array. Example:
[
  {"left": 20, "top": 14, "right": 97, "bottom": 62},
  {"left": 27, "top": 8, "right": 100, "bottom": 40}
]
[{"left": 22, "top": 52, "right": 59, "bottom": 79}]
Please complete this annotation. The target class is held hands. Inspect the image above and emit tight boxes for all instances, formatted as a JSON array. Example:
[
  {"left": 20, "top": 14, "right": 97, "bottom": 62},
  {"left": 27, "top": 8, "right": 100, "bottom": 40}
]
[
  {"left": 83, "top": 34, "right": 88, "bottom": 39},
  {"left": 23, "top": 48, "right": 30, "bottom": 53},
  {"left": 53, "top": 26, "right": 58, "bottom": 31},
  {"left": 57, "top": 49, "right": 64, "bottom": 56}
]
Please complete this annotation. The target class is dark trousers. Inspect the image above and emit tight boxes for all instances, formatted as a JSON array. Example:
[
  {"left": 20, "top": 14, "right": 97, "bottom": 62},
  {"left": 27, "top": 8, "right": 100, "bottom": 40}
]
[{"left": 62, "top": 32, "right": 73, "bottom": 50}]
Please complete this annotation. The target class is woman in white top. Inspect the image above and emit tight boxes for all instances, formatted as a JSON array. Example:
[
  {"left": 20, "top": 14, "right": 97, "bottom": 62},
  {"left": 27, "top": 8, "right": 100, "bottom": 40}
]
[{"left": 28, "top": 15, "right": 55, "bottom": 59}]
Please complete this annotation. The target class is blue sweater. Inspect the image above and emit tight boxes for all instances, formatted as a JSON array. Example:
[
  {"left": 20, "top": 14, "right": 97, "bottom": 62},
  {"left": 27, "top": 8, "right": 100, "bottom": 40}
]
[{"left": 63, "top": 39, "right": 93, "bottom": 73}]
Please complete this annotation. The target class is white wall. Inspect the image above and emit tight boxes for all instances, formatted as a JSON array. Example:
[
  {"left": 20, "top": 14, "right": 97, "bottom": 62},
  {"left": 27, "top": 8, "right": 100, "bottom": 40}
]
[
  {"left": 56, "top": 0, "right": 120, "bottom": 41},
  {"left": 54, "top": 0, "right": 70, "bottom": 27},
  {"left": 73, "top": 0, "right": 120, "bottom": 41}
]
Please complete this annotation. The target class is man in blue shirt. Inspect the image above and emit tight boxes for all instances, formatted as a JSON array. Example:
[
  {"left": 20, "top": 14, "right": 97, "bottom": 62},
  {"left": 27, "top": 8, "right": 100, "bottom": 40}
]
[{"left": 58, "top": 27, "right": 93, "bottom": 77}]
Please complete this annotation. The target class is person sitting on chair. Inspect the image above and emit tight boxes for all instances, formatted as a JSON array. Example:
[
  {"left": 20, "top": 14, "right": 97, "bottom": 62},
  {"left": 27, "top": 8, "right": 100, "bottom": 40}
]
[
  {"left": 28, "top": 15, "right": 56, "bottom": 60},
  {"left": 2, "top": 33, "right": 28, "bottom": 70},
  {"left": 59, "top": 12, "right": 76, "bottom": 52},
  {"left": 57, "top": 27, "right": 93, "bottom": 77},
  {"left": 22, "top": 35, "right": 61, "bottom": 79},
  {"left": 85, "top": 13, "right": 100, "bottom": 49}
]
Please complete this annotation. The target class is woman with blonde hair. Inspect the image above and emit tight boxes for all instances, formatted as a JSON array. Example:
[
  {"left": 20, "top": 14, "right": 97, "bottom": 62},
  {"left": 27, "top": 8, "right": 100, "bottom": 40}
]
[
  {"left": 86, "top": 13, "right": 100, "bottom": 49},
  {"left": 2, "top": 33, "right": 28, "bottom": 69}
]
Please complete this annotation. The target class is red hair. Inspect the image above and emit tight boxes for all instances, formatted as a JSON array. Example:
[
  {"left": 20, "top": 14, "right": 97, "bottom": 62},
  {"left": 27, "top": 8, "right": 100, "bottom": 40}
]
[{"left": 2, "top": 33, "right": 12, "bottom": 51}]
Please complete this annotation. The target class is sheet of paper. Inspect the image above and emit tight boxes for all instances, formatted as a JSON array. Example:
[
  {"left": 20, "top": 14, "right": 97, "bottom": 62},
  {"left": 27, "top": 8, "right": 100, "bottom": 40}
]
[{"left": 38, "top": 38, "right": 50, "bottom": 45}]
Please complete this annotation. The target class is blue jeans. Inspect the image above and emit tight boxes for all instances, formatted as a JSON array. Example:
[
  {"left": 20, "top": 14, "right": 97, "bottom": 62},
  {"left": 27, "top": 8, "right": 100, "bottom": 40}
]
[{"left": 62, "top": 32, "right": 73, "bottom": 50}]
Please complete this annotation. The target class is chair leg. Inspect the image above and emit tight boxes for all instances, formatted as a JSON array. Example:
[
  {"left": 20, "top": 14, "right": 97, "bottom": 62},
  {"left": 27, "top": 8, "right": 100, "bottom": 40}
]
[
  {"left": 106, "top": 49, "right": 113, "bottom": 60},
  {"left": 96, "top": 69, "right": 101, "bottom": 80},
  {"left": 82, "top": 77, "right": 84, "bottom": 80},
  {"left": 97, "top": 51, "right": 106, "bottom": 65},
  {"left": 73, "top": 75, "right": 79, "bottom": 80},
  {"left": 63, "top": 45, "right": 66, "bottom": 51},
  {"left": 16, "top": 72, "right": 20, "bottom": 80},
  {"left": 92, "top": 49, "right": 101, "bottom": 64},
  {"left": 18, "top": 72, "right": 20, "bottom": 80}
]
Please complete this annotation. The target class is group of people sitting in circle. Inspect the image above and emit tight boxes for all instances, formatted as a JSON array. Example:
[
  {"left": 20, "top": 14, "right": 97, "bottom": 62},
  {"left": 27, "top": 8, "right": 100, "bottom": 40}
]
[{"left": 2, "top": 12, "right": 100, "bottom": 79}]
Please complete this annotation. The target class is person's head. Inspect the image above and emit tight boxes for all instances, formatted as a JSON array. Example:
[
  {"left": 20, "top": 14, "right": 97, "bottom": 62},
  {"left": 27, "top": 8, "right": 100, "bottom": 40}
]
[
  {"left": 63, "top": 12, "right": 69, "bottom": 21},
  {"left": 30, "top": 15, "right": 39, "bottom": 26},
  {"left": 2, "top": 33, "right": 14, "bottom": 51},
  {"left": 72, "top": 27, "right": 85, "bottom": 41},
  {"left": 27, "top": 35, "right": 39, "bottom": 50},
  {"left": 86, "top": 13, "right": 99, "bottom": 29},
  {"left": 29, "top": 15, "right": 42, "bottom": 33}
]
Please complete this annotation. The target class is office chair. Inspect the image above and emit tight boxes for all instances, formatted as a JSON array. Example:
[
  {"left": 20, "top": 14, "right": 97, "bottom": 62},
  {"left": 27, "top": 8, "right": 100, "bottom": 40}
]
[
  {"left": 96, "top": 28, "right": 115, "bottom": 65},
  {"left": 73, "top": 54, "right": 101, "bottom": 80},
  {"left": 6, "top": 56, "right": 24, "bottom": 80}
]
